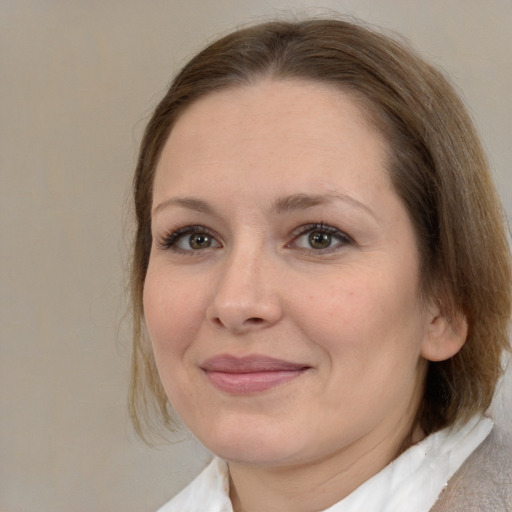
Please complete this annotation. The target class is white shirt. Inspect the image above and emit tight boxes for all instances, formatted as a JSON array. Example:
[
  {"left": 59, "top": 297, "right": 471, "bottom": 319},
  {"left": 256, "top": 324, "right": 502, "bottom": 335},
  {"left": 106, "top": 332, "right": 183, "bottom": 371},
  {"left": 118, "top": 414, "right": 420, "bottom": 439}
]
[{"left": 157, "top": 415, "right": 493, "bottom": 512}]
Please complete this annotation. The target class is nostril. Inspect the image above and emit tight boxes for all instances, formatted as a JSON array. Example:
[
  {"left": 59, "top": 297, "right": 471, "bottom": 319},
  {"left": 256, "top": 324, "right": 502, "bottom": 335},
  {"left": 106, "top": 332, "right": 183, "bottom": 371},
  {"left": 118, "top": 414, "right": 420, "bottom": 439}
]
[
  {"left": 247, "top": 317, "right": 265, "bottom": 324},
  {"left": 210, "top": 316, "right": 265, "bottom": 330},
  {"left": 211, "top": 317, "right": 224, "bottom": 327}
]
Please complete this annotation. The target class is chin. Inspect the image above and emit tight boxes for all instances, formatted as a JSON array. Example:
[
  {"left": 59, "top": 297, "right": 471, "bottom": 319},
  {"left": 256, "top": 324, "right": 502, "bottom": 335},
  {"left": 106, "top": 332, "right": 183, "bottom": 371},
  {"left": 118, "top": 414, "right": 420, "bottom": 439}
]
[{"left": 194, "top": 416, "right": 308, "bottom": 466}]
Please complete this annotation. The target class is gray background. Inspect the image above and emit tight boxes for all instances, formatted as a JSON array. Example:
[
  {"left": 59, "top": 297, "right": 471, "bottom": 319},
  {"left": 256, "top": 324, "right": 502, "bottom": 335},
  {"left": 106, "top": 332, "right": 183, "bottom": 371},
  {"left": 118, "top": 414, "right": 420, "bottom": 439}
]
[{"left": 1, "top": 1, "right": 511, "bottom": 511}]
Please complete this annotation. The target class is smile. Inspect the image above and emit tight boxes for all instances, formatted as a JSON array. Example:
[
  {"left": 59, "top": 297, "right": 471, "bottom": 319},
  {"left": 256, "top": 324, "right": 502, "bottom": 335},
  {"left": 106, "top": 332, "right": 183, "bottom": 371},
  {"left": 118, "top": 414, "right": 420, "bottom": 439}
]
[{"left": 201, "top": 355, "right": 310, "bottom": 394}]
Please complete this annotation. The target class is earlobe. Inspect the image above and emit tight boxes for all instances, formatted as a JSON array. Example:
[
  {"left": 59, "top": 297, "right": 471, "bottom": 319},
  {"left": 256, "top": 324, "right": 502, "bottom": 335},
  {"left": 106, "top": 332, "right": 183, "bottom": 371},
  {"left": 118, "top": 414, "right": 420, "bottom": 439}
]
[{"left": 421, "top": 306, "right": 468, "bottom": 362}]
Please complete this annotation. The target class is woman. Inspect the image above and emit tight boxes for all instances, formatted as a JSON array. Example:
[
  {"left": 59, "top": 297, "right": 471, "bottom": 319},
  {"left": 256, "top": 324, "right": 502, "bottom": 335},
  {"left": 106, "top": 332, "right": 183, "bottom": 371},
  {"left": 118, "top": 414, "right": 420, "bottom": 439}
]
[{"left": 129, "top": 19, "right": 511, "bottom": 511}]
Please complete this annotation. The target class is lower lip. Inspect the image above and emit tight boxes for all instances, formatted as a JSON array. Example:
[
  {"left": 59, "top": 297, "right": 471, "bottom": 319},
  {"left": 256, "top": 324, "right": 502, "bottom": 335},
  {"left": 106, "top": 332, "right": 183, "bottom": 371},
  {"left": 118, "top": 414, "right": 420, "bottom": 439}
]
[{"left": 205, "top": 369, "right": 306, "bottom": 394}]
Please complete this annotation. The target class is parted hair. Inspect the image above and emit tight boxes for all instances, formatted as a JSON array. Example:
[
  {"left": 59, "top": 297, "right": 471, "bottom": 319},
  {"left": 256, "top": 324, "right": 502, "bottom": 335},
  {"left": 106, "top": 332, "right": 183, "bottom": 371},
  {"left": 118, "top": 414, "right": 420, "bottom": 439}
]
[{"left": 130, "top": 18, "right": 511, "bottom": 440}]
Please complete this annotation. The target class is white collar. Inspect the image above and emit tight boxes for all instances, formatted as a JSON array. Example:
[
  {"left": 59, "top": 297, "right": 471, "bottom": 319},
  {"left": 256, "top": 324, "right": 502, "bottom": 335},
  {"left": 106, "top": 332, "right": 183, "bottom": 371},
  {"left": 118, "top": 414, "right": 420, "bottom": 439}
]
[{"left": 157, "top": 415, "right": 493, "bottom": 512}]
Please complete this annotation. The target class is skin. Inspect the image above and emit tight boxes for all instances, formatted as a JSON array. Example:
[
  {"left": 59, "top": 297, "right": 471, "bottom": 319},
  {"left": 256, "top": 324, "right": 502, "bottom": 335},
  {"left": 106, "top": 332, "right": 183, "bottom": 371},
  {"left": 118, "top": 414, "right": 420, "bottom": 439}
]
[{"left": 143, "top": 80, "right": 465, "bottom": 512}]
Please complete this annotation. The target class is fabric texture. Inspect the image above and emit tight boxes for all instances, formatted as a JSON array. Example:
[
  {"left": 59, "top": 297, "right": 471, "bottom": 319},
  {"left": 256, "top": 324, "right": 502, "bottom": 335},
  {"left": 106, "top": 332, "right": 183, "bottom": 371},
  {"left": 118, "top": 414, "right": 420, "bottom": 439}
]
[
  {"left": 157, "top": 416, "right": 501, "bottom": 512},
  {"left": 430, "top": 426, "right": 512, "bottom": 511}
]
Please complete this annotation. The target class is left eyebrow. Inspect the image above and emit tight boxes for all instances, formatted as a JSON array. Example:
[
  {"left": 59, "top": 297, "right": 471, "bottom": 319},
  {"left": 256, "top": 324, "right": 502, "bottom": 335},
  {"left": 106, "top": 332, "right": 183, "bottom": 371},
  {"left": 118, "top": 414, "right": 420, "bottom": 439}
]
[{"left": 271, "top": 193, "right": 375, "bottom": 218}]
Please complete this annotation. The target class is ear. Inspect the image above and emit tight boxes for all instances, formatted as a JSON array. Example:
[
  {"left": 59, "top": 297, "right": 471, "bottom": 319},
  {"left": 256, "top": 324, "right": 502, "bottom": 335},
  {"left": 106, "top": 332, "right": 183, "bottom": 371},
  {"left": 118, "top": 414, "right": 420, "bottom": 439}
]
[{"left": 421, "top": 303, "right": 468, "bottom": 362}]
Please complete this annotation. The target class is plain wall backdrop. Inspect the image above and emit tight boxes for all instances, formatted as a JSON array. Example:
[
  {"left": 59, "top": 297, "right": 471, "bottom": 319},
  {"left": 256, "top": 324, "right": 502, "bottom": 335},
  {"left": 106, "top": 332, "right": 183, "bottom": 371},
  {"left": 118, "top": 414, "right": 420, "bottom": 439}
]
[{"left": 1, "top": 1, "right": 511, "bottom": 511}]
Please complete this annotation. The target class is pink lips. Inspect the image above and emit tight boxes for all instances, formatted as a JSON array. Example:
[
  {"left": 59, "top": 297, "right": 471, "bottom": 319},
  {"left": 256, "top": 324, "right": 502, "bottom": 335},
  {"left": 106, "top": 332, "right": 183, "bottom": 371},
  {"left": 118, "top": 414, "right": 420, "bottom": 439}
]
[{"left": 201, "top": 355, "right": 309, "bottom": 394}]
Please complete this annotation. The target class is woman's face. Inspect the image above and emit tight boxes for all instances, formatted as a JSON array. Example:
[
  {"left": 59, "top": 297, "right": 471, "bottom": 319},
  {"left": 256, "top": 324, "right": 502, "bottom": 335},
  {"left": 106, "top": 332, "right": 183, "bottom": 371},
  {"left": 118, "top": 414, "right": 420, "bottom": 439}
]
[{"left": 144, "top": 80, "right": 438, "bottom": 468}]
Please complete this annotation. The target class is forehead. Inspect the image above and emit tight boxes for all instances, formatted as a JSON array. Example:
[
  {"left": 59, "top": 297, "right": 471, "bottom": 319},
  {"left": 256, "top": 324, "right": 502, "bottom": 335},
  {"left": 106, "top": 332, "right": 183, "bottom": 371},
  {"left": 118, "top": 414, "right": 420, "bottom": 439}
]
[{"left": 153, "top": 79, "right": 392, "bottom": 203}]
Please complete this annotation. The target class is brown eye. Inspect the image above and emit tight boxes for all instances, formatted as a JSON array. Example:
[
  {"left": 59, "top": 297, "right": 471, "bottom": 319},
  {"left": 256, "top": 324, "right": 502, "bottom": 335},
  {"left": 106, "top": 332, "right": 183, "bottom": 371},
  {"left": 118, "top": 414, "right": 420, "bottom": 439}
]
[
  {"left": 189, "top": 233, "right": 213, "bottom": 249},
  {"left": 290, "top": 223, "right": 353, "bottom": 253},
  {"left": 162, "top": 226, "right": 221, "bottom": 252},
  {"left": 308, "top": 231, "right": 332, "bottom": 249}
]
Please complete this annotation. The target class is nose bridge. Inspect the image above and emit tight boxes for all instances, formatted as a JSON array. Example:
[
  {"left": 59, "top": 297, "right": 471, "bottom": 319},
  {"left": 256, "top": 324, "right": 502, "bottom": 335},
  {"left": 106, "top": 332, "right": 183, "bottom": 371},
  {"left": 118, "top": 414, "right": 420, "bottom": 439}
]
[{"left": 207, "top": 237, "right": 281, "bottom": 331}]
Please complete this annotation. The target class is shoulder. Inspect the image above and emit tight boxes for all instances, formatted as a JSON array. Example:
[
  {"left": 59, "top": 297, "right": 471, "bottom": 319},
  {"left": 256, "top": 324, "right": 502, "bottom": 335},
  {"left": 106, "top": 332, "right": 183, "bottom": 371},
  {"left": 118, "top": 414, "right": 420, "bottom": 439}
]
[{"left": 431, "top": 426, "right": 512, "bottom": 511}]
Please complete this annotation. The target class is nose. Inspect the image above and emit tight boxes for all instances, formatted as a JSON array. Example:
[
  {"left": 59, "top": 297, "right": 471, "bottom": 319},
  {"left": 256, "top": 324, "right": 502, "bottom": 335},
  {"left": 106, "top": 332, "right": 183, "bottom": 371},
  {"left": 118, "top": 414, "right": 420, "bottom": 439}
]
[{"left": 206, "top": 248, "right": 283, "bottom": 334}]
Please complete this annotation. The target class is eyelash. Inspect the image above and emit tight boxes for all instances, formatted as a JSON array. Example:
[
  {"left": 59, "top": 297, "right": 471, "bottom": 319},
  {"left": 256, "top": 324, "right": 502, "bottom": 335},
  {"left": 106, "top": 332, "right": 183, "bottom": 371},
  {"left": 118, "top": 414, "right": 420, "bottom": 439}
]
[
  {"left": 158, "top": 225, "right": 219, "bottom": 253},
  {"left": 158, "top": 223, "right": 353, "bottom": 254}
]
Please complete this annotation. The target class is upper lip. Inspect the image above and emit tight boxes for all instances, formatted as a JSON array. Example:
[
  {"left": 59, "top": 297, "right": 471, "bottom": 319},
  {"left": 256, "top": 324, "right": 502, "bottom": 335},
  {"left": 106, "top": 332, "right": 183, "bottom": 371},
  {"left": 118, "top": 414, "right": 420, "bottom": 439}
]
[{"left": 201, "top": 354, "right": 310, "bottom": 373}]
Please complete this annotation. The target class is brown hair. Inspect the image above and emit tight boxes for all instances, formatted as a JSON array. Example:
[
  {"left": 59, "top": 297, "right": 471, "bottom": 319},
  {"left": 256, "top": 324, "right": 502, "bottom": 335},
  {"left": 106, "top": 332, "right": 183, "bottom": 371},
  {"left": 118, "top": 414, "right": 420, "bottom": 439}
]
[{"left": 130, "top": 19, "right": 511, "bottom": 439}]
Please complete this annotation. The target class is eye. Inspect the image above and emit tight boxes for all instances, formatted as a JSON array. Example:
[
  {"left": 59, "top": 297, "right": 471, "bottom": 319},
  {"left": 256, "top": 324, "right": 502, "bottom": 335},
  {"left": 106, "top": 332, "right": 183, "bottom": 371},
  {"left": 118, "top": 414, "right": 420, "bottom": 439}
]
[
  {"left": 160, "top": 226, "right": 221, "bottom": 252},
  {"left": 290, "top": 223, "right": 352, "bottom": 252},
  {"left": 307, "top": 230, "right": 333, "bottom": 250}
]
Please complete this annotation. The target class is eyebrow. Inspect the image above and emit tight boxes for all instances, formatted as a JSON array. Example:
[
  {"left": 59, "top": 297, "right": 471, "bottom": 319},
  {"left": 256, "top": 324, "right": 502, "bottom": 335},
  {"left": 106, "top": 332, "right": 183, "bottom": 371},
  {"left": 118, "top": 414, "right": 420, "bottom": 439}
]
[
  {"left": 271, "top": 192, "right": 374, "bottom": 217},
  {"left": 152, "top": 192, "right": 373, "bottom": 218},
  {"left": 152, "top": 197, "right": 214, "bottom": 216}
]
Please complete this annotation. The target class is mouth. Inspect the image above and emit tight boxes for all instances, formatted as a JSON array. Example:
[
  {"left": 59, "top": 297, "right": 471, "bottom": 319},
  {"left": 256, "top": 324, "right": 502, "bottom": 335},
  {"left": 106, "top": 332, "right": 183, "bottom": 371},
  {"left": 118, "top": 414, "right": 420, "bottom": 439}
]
[{"left": 201, "top": 354, "right": 311, "bottom": 394}]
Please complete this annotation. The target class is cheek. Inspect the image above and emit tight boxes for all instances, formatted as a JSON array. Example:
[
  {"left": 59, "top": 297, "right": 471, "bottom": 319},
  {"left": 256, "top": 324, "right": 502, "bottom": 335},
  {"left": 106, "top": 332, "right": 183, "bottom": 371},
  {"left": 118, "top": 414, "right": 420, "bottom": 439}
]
[
  {"left": 142, "top": 265, "right": 204, "bottom": 359},
  {"left": 293, "top": 270, "right": 427, "bottom": 416},
  {"left": 142, "top": 267, "right": 212, "bottom": 414},
  {"left": 290, "top": 265, "right": 426, "bottom": 357}
]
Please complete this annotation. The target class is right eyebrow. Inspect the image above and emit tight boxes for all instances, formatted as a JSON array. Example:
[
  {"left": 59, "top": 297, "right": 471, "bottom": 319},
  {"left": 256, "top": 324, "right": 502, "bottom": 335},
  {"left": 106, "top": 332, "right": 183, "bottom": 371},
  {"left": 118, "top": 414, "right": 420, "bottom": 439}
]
[{"left": 152, "top": 197, "right": 215, "bottom": 216}]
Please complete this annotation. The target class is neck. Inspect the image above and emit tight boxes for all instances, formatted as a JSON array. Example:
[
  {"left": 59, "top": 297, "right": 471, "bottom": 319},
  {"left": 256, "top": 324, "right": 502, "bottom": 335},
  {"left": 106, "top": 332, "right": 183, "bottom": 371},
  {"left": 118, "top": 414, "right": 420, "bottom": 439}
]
[{"left": 228, "top": 418, "right": 424, "bottom": 512}]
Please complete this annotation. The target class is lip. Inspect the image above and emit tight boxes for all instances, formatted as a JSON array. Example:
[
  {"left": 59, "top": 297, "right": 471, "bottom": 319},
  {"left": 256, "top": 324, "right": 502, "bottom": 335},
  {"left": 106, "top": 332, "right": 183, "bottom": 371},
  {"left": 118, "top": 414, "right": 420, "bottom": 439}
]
[{"left": 201, "top": 354, "right": 310, "bottom": 394}]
